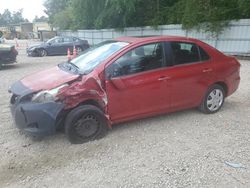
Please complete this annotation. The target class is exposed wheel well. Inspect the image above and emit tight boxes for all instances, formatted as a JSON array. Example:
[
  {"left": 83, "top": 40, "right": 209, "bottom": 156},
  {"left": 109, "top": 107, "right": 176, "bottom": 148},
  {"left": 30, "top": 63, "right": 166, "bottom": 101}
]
[
  {"left": 214, "top": 82, "right": 228, "bottom": 96},
  {"left": 57, "top": 99, "right": 104, "bottom": 131},
  {"left": 78, "top": 100, "right": 103, "bottom": 111}
]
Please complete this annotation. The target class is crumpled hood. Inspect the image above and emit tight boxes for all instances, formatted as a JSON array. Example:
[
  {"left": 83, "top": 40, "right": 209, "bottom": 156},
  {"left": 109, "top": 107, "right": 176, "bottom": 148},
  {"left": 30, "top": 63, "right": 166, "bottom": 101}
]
[{"left": 10, "top": 66, "right": 79, "bottom": 96}]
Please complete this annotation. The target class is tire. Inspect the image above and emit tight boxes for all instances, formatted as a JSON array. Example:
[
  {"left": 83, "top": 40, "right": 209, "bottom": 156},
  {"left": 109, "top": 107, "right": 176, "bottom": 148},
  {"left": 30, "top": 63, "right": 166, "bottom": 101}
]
[
  {"left": 76, "top": 46, "right": 83, "bottom": 53},
  {"left": 199, "top": 84, "right": 225, "bottom": 114},
  {"left": 65, "top": 105, "right": 108, "bottom": 144},
  {"left": 39, "top": 49, "right": 47, "bottom": 57}
]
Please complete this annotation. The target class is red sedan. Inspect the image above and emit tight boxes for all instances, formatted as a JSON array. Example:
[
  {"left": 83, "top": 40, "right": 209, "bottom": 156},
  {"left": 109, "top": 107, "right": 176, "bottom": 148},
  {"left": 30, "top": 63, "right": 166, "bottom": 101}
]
[{"left": 9, "top": 36, "right": 240, "bottom": 144}]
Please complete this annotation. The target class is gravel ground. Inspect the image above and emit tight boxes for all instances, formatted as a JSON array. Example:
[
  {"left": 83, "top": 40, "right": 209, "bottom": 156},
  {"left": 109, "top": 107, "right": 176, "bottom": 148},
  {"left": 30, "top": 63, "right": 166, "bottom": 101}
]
[{"left": 0, "top": 40, "right": 250, "bottom": 188}]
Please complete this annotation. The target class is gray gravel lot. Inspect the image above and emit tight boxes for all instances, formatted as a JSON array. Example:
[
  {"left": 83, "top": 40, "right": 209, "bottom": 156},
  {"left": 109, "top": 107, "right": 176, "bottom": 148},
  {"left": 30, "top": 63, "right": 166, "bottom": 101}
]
[{"left": 0, "top": 40, "right": 250, "bottom": 188}]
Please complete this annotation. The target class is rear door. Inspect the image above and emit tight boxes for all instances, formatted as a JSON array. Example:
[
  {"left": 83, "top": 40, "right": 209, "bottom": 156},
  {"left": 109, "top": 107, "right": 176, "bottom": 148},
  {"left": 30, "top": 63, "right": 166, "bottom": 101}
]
[
  {"left": 166, "top": 41, "right": 214, "bottom": 109},
  {"left": 61, "top": 37, "right": 74, "bottom": 54},
  {"left": 105, "top": 42, "right": 171, "bottom": 122}
]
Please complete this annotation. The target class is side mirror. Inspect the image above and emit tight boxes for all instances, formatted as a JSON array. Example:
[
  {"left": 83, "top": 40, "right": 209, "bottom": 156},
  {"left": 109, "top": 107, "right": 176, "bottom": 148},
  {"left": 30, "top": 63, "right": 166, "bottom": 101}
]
[{"left": 48, "top": 42, "right": 52, "bottom": 45}]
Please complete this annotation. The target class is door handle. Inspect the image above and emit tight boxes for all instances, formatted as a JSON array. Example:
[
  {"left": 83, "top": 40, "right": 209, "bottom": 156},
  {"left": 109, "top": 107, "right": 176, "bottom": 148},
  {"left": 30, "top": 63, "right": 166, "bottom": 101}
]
[
  {"left": 158, "top": 76, "right": 170, "bottom": 81},
  {"left": 202, "top": 68, "right": 213, "bottom": 73}
]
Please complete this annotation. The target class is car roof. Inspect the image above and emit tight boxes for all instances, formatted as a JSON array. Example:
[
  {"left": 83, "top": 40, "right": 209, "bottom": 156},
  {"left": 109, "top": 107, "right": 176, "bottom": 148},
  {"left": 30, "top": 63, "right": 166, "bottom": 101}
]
[{"left": 115, "top": 35, "right": 199, "bottom": 44}]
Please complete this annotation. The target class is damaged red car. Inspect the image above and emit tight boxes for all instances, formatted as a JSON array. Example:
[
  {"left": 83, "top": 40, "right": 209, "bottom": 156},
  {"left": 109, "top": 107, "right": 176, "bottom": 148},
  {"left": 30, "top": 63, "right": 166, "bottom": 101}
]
[{"left": 9, "top": 36, "right": 240, "bottom": 144}]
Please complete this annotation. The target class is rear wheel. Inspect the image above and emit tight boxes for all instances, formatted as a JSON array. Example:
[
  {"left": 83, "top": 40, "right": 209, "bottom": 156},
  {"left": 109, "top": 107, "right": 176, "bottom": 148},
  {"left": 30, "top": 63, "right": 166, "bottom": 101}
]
[
  {"left": 65, "top": 105, "right": 108, "bottom": 144},
  {"left": 199, "top": 84, "right": 225, "bottom": 114},
  {"left": 76, "top": 46, "right": 82, "bottom": 53}
]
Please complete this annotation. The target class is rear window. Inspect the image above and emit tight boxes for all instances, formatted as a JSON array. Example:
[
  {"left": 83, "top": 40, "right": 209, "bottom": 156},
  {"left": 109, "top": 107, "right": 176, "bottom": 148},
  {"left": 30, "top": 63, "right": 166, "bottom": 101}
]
[
  {"left": 63, "top": 37, "right": 73, "bottom": 42},
  {"left": 73, "top": 37, "right": 80, "bottom": 42},
  {"left": 170, "top": 42, "right": 210, "bottom": 65},
  {"left": 170, "top": 42, "right": 200, "bottom": 65}
]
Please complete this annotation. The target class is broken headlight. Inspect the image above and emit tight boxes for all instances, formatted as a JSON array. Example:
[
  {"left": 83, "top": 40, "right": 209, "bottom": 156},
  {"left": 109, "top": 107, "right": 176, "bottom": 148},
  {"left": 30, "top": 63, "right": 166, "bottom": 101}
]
[{"left": 31, "top": 84, "right": 68, "bottom": 103}]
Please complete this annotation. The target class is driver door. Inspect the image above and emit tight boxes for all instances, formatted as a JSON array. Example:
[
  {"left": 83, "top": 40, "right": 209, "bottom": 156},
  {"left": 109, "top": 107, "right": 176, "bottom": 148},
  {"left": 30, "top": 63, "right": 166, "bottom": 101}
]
[
  {"left": 47, "top": 37, "right": 63, "bottom": 55},
  {"left": 105, "top": 42, "right": 171, "bottom": 123}
]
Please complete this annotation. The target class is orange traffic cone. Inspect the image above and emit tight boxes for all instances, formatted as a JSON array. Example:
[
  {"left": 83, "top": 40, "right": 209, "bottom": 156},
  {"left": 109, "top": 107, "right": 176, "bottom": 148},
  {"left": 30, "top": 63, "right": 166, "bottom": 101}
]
[
  {"left": 73, "top": 46, "right": 77, "bottom": 58},
  {"left": 67, "top": 48, "right": 71, "bottom": 61}
]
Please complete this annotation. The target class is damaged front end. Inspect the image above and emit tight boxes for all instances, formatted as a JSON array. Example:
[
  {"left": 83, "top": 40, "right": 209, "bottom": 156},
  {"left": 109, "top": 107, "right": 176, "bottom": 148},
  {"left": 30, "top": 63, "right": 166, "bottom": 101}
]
[
  {"left": 9, "top": 74, "right": 110, "bottom": 137},
  {"left": 57, "top": 74, "right": 111, "bottom": 126},
  {"left": 9, "top": 81, "right": 65, "bottom": 136}
]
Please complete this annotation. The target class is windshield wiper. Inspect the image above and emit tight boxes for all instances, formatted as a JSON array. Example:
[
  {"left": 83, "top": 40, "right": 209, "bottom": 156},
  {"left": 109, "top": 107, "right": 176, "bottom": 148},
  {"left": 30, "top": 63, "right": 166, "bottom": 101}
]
[
  {"left": 68, "top": 61, "right": 80, "bottom": 69},
  {"left": 58, "top": 62, "right": 80, "bottom": 74},
  {"left": 67, "top": 62, "right": 87, "bottom": 75}
]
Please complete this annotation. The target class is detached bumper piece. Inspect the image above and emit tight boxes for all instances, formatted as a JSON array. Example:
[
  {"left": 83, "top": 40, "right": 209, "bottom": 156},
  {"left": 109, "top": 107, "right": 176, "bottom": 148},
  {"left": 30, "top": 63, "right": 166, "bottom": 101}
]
[{"left": 10, "top": 101, "right": 64, "bottom": 136}]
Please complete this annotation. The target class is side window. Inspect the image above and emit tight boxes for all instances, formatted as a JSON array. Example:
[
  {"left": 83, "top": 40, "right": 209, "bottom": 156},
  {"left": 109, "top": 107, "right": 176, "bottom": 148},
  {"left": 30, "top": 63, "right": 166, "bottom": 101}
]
[
  {"left": 73, "top": 37, "right": 79, "bottom": 42},
  {"left": 53, "top": 38, "right": 63, "bottom": 43},
  {"left": 107, "top": 43, "right": 163, "bottom": 78},
  {"left": 63, "top": 37, "right": 73, "bottom": 43},
  {"left": 49, "top": 39, "right": 56, "bottom": 44},
  {"left": 170, "top": 42, "right": 200, "bottom": 65},
  {"left": 199, "top": 46, "right": 210, "bottom": 61}
]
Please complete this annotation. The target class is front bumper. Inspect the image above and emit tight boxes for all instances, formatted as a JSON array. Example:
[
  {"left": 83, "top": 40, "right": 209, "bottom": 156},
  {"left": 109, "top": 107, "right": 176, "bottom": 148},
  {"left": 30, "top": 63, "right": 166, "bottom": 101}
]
[
  {"left": 10, "top": 100, "right": 64, "bottom": 136},
  {"left": 26, "top": 49, "right": 39, "bottom": 57}
]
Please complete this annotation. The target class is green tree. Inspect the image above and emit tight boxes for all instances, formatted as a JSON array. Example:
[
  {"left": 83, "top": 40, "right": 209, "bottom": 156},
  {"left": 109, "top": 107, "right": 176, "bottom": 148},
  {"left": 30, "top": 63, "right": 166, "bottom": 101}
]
[
  {"left": 0, "top": 9, "right": 28, "bottom": 26},
  {"left": 180, "top": 0, "right": 241, "bottom": 34},
  {"left": 33, "top": 16, "right": 49, "bottom": 22},
  {"left": 44, "top": 0, "right": 71, "bottom": 24},
  {"left": 238, "top": 0, "right": 250, "bottom": 17},
  {"left": 43, "top": 0, "right": 250, "bottom": 34}
]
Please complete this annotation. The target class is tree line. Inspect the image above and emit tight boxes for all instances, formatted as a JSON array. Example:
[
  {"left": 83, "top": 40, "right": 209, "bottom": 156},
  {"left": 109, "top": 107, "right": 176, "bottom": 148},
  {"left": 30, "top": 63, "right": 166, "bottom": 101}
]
[
  {"left": 0, "top": 9, "right": 28, "bottom": 26},
  {"left": 0, "top": 9, "right": 49, "bottom": 26},
  {"left": 44, "top": 0, "right": 250, "bottom": 33},
  {"left": 1, "top": 0, "right": 249, "bottom": 34}
]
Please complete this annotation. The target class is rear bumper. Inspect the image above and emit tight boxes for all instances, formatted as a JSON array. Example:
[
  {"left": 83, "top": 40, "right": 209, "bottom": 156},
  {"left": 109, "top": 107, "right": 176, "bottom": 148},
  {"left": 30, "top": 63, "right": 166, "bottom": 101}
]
[
  {"left": 10, "top": 101, "right": 64, "bottom": 136},
  {"left": 226, "top": 73, "right": 240, "bottom": 97}
]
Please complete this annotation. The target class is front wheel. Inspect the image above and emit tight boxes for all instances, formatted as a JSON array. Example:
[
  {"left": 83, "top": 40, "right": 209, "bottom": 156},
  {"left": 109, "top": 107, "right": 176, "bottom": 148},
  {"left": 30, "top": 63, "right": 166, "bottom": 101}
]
[
  {"left": 76, "top": 46, "right": 83, "bottom": 53},
  {"left": 38, "top": 49, "right": 47, "bottom": 57},
  {"left": 65, "top": 105, "right": 108, "bottom": 144},
  {"left": 199, "top": 84, "right": 225, "bottom": 114}
]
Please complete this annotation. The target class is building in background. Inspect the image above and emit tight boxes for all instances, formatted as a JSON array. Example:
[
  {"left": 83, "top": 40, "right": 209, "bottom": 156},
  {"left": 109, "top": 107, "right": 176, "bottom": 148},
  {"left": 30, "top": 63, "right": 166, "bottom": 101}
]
[
  {"left": 33, "top": 22, "right": 56, "bottom": 41},
  {"left": 0, "top": 22, "right": 56, "bottom": 40},
  {"left": 33, "top": 22, "right": 51, "bottom": 33},
  {"left": 20, "top": 22, "right": 33, "bottom": 38}
]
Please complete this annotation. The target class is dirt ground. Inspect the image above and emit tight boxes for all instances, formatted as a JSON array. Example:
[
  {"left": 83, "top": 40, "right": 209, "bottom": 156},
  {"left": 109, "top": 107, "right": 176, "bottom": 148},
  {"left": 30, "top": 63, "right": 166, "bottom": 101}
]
[{"left": 0, "top": 40, "right": 250, "bottom": 188}]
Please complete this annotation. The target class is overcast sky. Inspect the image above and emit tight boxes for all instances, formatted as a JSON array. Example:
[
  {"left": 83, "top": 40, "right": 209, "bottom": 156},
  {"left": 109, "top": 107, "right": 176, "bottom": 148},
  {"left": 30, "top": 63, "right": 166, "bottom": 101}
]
[{"left": 0, "top": 0, "right": 47, "bottom": 22}]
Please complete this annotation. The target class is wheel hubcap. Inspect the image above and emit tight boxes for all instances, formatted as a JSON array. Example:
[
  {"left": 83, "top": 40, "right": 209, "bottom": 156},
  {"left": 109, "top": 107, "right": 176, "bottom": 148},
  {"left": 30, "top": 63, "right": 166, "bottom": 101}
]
[
  {"left": 74, "top": 114, "right": 99, "bottom": 138},
  {"left": 207, "top": 89, "right": 223, "bottom": 111},
  {"left": 41, "top": 50, "right": 46, "bottom": 56},
  {"left": 76, "top": 47, "right": 82, "bottom": 53}
]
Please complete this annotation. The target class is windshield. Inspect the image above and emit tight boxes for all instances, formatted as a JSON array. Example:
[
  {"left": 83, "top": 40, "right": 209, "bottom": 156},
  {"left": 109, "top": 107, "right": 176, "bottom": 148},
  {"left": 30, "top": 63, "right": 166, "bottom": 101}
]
[
  {"left": 46, "top": 38, "right": 55, "bottom": 43},
  {"left": 47, "top": 37, "right": 62, "bottom": 44},
  {"left": 70, "top": 41, "right": 128, "bottom": 74}
]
